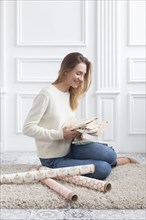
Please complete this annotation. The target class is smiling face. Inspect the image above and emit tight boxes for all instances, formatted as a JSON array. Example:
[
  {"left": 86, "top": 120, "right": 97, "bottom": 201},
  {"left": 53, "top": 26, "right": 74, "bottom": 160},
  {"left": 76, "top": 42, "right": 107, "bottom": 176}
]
[
  {"left": 64, "top": 63, "right": 87, "bottom": 89},
  {"left": 53, "top": 52, "right": 92, "bottom": 109}
]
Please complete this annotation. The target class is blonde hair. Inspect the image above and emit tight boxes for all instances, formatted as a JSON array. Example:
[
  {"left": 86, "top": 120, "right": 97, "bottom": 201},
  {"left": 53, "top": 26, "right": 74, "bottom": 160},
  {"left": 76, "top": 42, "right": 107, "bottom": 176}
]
[{"left": 53, "top": 52, "right": 92, "bottom": 110}]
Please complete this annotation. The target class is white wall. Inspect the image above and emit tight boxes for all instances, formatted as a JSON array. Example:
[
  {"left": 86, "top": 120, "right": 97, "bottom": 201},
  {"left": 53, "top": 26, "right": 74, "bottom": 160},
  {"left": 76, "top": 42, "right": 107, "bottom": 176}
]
[{"left": 0, "top": 0, "right": 145, "bottom": 153}]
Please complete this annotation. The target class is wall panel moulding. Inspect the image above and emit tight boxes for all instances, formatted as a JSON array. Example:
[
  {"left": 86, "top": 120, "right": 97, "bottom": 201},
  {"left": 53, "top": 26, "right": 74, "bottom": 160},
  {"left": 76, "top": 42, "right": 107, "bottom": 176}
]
[
  {"left": 128, "top": 58, "right": 146, "bottom": 83},
  {"left": 16, "top": 57, "right": 62, "bottom": 82},
  {"left": 128, "top": 93, "right": 146, "bottom": 135},
  {"left": 128, "top": 0, "right": 146, "bottom": 46},
  {"left": 96, "top": 93, "right": 118, "bottom": 142},
  {"left": 16, "top": 93, "right": 36, "bottom": 133},
  {"left": 96, "top": 0, "right": 118, "bottom": 91},
  {"left": 16, "top": 0, "right": 87, "bottom": 46}
]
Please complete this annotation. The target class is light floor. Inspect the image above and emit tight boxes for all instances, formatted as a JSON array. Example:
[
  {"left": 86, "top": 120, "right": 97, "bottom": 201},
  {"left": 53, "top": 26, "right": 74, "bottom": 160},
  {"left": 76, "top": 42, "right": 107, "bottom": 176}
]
[{"left": 0, "top": 152, "right": 146, "bottom": 220}]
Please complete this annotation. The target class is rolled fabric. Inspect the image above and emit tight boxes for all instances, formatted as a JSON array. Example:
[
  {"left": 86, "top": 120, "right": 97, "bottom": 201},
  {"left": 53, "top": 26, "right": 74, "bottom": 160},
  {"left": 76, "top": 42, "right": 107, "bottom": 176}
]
[
  {"left": 31, "top": 167, "right": 78, "bottom": 201},
  {"left": 38, "top": 167, "right": 110, "bottom": 196},
  {"left": 41, "top": 178, "right": 78, "bottom": 201},
  {"left": 56, "top": 175, "right": 111, "bottom": 192},
  {"left": 0, "top": 170, "right": 46, "bottom": 184},
  {"left": 0, "top": 164, "right": 95, "bottom": 184}
]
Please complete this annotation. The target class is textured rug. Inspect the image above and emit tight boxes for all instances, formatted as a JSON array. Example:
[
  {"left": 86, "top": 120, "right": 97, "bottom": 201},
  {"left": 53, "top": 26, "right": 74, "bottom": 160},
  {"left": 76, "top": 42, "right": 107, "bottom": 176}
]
[{"left": 0, "top": 164, "right": 145, "bottom": 209}]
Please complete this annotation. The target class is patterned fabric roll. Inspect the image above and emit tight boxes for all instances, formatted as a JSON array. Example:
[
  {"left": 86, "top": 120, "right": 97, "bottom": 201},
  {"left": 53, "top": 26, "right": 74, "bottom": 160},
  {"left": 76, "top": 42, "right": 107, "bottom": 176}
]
[
  {"left": 41, "top": 178, "right": 78, "bottom": 201},
  {"left": 31, "top": 166, "right": 78, "bottom": 201},
  {"left": 40, "top": 166, "right": 111, "bottom": 192},
  {"left": 0, "top": 164, "right": 95, "bottom": 184},
  {"left": 56, "top": 175, "right": 111, "bottom": 192}
]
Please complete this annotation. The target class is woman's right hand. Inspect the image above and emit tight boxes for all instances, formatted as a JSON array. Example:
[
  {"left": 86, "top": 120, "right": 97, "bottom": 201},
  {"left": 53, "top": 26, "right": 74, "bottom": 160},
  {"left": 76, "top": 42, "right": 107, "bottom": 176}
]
[{"left": 63, "top": 126, "right": 80, "bottom": 139}]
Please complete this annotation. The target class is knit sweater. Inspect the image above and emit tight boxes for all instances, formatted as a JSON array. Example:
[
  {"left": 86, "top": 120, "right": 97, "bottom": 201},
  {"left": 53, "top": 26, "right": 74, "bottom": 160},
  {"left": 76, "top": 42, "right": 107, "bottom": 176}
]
[{"left": 23, "top": 85, "right": 75, "bottom": 159}]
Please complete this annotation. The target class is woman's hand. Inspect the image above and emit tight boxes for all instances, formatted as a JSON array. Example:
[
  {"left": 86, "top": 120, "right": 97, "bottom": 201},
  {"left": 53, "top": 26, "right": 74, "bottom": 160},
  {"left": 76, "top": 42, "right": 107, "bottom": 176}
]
[{"left": 63, "top": 126, "right": 80, "bottom": 139}]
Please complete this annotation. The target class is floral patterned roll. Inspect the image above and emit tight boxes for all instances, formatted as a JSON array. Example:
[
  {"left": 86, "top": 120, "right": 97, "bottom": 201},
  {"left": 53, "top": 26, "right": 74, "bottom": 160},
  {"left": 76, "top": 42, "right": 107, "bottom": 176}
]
[
  {"left": 56, "top": 175, "right": 111, "bottom": 192},
  {"left": 0, "top": 164, "right": 95, "bottom": 184}
]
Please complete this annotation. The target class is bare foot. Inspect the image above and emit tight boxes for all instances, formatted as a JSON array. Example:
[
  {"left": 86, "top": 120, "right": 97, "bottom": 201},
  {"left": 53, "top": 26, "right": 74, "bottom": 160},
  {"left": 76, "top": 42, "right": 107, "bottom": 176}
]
[{"left": 116, "top": 157, "right": 139, "bottom": 166}]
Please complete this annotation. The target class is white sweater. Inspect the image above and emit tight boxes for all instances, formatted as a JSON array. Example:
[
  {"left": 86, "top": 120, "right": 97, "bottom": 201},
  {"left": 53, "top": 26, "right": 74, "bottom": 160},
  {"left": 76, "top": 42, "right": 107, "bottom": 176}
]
[{"left": 23, "top": 85, "right": 75, "bottom": 158}]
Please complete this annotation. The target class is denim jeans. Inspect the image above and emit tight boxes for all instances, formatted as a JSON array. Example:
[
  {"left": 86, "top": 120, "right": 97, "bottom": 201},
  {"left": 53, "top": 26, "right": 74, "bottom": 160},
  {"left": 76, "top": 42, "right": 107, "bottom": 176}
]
[{"left": 40, "top": 142, "right": 117, "bottom": 180}]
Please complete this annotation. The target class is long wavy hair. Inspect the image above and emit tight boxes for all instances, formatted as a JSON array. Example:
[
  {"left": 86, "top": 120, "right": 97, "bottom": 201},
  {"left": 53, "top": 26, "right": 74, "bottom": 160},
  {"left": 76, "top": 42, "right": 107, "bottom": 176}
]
[{"left": 53, "top": 52, "right": 92, "bottom": 110}]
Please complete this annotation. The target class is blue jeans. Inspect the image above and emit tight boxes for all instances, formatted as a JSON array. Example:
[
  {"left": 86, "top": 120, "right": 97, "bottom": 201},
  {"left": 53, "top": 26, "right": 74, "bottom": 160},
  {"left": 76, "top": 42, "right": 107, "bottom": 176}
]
[{"left": 40, "top": 142, "right": 117, "bottom": 180}]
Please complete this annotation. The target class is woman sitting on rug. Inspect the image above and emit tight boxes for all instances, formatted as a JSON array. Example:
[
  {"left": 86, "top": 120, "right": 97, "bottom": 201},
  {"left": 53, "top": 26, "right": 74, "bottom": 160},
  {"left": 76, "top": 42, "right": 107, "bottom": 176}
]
[{"left": 23, "top": 52, "right": 138, "bottom": 180}]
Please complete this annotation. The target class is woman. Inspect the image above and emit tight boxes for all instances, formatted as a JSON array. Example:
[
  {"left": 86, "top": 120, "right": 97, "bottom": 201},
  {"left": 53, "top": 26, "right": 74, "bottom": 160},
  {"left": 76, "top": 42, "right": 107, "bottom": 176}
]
[{"left": 23, "top": 52, "right": 138, "bottom": 180}]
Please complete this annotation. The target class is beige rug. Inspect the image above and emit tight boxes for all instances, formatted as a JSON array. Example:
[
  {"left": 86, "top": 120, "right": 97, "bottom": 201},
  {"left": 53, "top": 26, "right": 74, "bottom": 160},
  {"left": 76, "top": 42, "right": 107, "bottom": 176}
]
[{"left": 0, "top": 164, "right": 145, "bottom": 209}]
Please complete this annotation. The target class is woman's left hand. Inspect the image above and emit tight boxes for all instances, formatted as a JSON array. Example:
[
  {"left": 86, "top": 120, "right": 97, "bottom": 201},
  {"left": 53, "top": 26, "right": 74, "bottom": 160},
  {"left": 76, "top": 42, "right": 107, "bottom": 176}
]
[{"left": 63, "top": 125, "right": 80, "bottom": 139}]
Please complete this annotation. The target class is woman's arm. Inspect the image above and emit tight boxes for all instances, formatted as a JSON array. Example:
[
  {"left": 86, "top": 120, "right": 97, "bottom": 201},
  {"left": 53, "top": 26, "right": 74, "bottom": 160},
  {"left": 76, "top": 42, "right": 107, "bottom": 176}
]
[{"left": 23, "top": 93, "right": 63, "bottom": 141}]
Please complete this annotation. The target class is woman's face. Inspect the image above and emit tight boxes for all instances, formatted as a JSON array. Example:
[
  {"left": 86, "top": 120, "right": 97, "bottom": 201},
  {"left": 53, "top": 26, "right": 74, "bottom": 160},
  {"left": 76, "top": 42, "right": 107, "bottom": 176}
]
[{"left": 65, "top": 63, "right": 87, "bottom": 89}]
